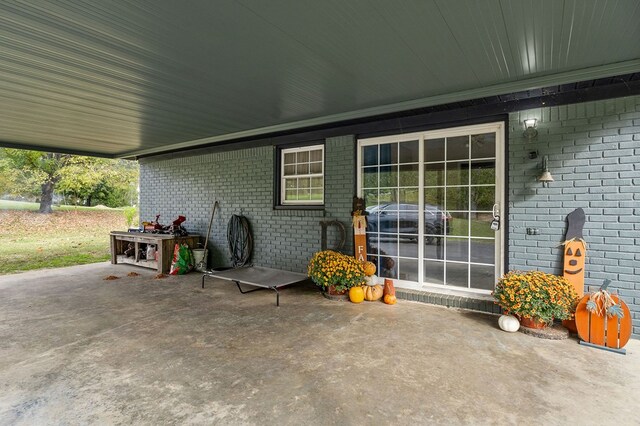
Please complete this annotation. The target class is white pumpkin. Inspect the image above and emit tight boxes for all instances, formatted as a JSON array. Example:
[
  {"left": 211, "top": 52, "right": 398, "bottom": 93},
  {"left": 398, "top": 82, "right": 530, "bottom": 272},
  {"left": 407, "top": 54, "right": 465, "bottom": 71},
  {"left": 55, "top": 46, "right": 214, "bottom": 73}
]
[
  {"left": 498, "top": 315, "right": 520, "bottom": 332},
  {"left": 363, "top": 275, "right": 378, "bottom": 286}
]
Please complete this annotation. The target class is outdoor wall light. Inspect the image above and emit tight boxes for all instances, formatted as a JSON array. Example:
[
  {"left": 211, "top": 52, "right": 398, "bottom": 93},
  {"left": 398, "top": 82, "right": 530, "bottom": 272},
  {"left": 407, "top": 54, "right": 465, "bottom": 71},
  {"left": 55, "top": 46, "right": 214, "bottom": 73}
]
[
  {"left": 538, "top": 155, "right": 554, "bottom": 187},
  {"left": 523, "top": 118, "right": 538, "bottom": 139}
]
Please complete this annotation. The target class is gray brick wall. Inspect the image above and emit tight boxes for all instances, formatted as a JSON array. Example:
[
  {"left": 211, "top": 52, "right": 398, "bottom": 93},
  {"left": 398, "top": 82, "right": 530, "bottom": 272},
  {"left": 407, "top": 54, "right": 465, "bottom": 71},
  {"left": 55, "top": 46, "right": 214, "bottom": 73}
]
[
  {"left": 508, "top": 95, "right": 640, "bottom": 337},
  {"left": 139, "top": 96, "right": 639, "bottom": 338},
  {"left": 139, "top": 136, "right": 355, "bottom": 273}
]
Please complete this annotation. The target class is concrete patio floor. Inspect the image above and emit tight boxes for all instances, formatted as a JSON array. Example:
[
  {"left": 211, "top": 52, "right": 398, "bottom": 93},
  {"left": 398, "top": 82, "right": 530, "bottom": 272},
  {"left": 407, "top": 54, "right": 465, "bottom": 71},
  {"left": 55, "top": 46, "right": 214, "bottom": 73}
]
[{"left": 0, "top": 263, "right": 638, "bottom": 425}]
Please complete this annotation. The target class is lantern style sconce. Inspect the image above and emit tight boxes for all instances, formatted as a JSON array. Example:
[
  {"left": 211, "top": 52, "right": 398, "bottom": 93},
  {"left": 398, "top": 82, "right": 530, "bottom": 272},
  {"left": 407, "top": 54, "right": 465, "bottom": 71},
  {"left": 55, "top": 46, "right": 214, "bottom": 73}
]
[
  {"left": 538, "top": 155, "right": 554, "bottom": 187},
  {"left": 523, "top": 118, "right": 538, "bottom": 139}
]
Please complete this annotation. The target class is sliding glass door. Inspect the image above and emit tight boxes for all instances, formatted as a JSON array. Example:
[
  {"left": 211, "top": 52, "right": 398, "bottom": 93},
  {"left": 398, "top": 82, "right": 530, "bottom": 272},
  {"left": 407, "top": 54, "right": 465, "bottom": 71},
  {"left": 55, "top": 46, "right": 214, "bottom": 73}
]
[{"left": 358, "top": 122, "right": 504, "bottom": 294}]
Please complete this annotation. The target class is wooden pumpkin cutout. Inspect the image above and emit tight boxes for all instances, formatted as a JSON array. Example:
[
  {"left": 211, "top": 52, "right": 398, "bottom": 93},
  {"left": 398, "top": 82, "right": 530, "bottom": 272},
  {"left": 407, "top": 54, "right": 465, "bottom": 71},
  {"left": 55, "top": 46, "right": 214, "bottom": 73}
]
[{"left": 575, "top": 280, "right": 632, "bottom": 353}]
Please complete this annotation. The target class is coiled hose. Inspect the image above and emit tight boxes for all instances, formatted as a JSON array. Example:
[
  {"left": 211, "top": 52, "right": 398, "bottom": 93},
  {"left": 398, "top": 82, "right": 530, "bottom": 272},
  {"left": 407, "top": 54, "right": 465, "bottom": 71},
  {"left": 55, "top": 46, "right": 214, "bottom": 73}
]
[{"left": 227, "top": 214, "right": 253, "bottom": 268}]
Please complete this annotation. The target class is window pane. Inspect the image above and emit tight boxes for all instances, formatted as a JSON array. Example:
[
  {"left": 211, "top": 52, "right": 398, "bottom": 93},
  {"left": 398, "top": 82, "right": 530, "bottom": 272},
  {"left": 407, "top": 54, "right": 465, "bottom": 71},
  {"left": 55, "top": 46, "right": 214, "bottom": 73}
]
[
  {"left": 448, "top": 212, "right": 469, "bottom": 237},
  {"left": 470, "top": 264, "right": 495, "bottom": 290},
  {"left": 424, "top": 187, "right": 444, "bottom": 208},
  {"left": 284, "top": 178, "right": 296, "bottom": 189},
  {"left": 446, "top": 237, "right": 468, "bottom": 262},
  {"left": 399, "top": 235, "right": 419, "bottom": 258},
  {"left": 378, "top": 189, "right": 397, "bottom": 204},
  {"left": 283, "top": 165, "right": 296, "bottom": 176},
  {"left": 298, "top": 188, "right": 311, "bottom": 200},
  {"left": 298, "top": 177, "right": 310, "bottom": 189},
  {"left": 380, "top": 143, "right": 398, "bottom": 165},
  {"left": 447, "top": 136, "right": 469, "bottom": 161},
  {"left": 398, "top": 258, "right": 418, "bottom": 281},
  {"left": 469, "top": 213, "right": 495, "bottom": 238},
  {"left": 399, "top": 141, "right": 419, "bottom": 163},
  {"left": 363, "top": 189, "right": 379, "bottom": 211},
  {"left": 425, "top": 138, "right": 445, "bottom": 162},
  {"left": 471, "top": 133, "right": 495, "bottom": 159},
  {"left": 424, "top": 162, "right": 444, "bottom": 186},
  {"left": 296, "top": 163, "right": 309, "bottom": 175},
  {"left": 297, "top": 151, "right": 309, "bottom": 163},
  {"left": 424, "top": 260, "right": 444, "bottom": 285},
  {"left": 363, "top": 145, "right": 378, "bottom": 166},
  {"left": 470, "top": 239, "right": 495, "bottom": 264},
  {"left": 446, "top": 262, "right": 468, "bottom": 287},
  {"left": 470, "top": 161, "right": 495, "bottom": 185},
  {"left": 379, "top": 165, "right": 397, "bottom": 187},
  {"left": 309, "top": 149, "right": 322, "bottom": 162},
  {"left": 310, "top": 162, "right": 322, "bottom": 174},
  {"left": 310, "top": 189, "right": 323, "bottom": 201},
  {"left": 362, "top": 167, "right": 377, "bottom": 188},
  {"left": 470, "top": 186, "right": 495, "bottom": 211},
  {"left": 399, "top": 188, "right": 419, "bottom": 205},
  {"left": 399, "top": 164, "right": 419, "bottom": 186},
  {"left": 424, "top": 239, "right": 444, "bottom": 260},
  {"left": 446, "top": 162, "right": 469, "bottom": 186},
  {"left": 446, "top": 187, "right": 468, "bottom": 211},
  {"left": 311, "top": 177, "right": 323, "bottom": 187},
  {"left": 284, "top": 152, "right": 295, "bottom": 164},
  {"left": 378, "top": 256, "right": 397, "bottom": 278},
  {"left": 285, "top": 189, "right": 297, "bottom": 200}
]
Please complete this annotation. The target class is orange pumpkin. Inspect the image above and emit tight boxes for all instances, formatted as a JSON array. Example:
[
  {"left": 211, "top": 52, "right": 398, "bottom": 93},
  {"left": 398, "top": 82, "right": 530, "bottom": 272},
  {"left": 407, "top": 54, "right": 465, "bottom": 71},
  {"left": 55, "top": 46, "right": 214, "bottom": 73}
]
[
  {"left": 349, "top": 286, "right": 365, "bottom": 303},
  {"left": 362, "top": 261, "right": 376, "bottom": 277},
  {"left": 363, "top": 284, "right": 383, "bottom": 301},
  {"left": 383, "top": 294, "right": 397, "bottom": 305},
  {"left": 563, "top": 240, "right": 585, "bottom": 297},
  {"left": 383, "top": 278, "right": 395, "bottom": 297}
]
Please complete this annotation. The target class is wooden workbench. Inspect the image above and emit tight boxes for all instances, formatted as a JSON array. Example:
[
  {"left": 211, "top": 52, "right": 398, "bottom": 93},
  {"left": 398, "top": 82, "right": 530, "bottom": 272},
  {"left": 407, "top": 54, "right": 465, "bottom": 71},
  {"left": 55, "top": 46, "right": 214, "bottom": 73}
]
[{"left": 110, "top": 231, "right": 199, "bottom": 274}]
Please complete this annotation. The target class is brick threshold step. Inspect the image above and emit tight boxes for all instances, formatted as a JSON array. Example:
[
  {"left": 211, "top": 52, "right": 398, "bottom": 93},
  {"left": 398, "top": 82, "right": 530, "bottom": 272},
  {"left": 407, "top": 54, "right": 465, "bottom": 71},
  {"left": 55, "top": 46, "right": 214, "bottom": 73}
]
[{"left": 396, "top": 288, "right": 501, "bottom": 315}]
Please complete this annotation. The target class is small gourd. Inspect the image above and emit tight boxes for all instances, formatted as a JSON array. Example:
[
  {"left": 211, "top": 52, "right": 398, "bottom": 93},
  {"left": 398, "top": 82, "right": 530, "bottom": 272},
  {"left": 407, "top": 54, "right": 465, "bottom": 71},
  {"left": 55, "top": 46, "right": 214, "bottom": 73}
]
[
  {"left": 349, "top": 286, "right": 365, "bottom": 304},
  {"left": 362, "top": 261, "right": 376, "bottom": 277},
  {"left": 363, "top": 284, "right": 383, "bottom": 301},
  {"left": 383, "top": 279, "right": 395, "bottom": 297},
  {"left": 383, "top": 294, "right": 397, "bottom": 305},
  {"left": 498, "top": 315, "right": 520, "bottom": 332}
]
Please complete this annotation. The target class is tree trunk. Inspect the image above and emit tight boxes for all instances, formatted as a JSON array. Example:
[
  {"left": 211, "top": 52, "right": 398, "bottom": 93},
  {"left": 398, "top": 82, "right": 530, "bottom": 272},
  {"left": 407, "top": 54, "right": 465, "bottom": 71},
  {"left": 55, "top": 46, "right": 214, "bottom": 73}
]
[{"left": 39, "top": 180, "right": 55, "bottom": 213}]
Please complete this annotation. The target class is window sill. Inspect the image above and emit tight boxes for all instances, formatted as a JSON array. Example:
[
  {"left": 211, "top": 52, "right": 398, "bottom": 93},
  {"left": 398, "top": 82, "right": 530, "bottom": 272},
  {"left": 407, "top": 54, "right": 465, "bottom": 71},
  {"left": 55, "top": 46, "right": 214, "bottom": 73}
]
[
  {"left": 274, "top": 205, "right": 324, "bottom": 211},
  {"left": 272, "top": 205, "right": 325, "bottom": 217}
]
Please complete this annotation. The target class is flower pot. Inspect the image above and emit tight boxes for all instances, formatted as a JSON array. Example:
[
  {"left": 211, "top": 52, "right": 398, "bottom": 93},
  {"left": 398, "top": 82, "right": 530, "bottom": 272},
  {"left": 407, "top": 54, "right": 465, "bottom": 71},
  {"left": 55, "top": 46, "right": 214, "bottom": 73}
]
[
  {"left": 562, "top": 318, "right": 577, "bottom": 334},
  {"left": 519, "top": 316, "right": 547, "bottom": 329},
  {"left": 326, "top": 285, "right": 346, "bottom": 296},
  {"left": 322, "top": 284, "right": 349, "bottom": 301}
]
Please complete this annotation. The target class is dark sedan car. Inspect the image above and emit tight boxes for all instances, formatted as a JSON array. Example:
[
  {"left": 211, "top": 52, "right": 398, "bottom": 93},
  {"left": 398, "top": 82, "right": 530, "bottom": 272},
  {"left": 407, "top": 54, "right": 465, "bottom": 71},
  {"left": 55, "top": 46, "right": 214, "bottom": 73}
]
[{"left": 366, "top": 203, "right": 451, "bottom": 244}]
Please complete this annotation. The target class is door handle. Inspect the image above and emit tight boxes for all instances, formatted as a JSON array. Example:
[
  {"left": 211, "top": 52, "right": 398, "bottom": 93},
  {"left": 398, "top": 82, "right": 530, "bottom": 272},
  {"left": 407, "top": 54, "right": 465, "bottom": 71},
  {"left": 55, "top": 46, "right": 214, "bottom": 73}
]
[{"left": 492, "top": 203, "right": 500, "bottom": 220}]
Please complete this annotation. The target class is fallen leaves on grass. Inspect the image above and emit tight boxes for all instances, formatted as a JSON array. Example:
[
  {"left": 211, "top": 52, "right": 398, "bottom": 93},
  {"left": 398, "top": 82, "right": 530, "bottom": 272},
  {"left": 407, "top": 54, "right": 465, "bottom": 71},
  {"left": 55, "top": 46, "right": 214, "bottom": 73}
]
[
  {"left": 154, "top": 273, "right": 167, "bottom": 279},
  {"left": 103, "top": 275, "right": 120, "bottom": 280},
  {"left": 127, "top": 271, "right": 140, "bottom": 277}
]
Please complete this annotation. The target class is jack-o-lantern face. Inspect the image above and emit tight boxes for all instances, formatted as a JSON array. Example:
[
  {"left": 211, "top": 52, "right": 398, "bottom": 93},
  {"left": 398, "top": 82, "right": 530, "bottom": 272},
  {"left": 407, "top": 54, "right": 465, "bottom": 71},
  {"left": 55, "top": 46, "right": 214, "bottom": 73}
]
[
  {"left": 564, "top": 245, "right": 584, "bottom": 274},
  {"left": 563, "top": 240, "right": 585, "bottom": 297}
]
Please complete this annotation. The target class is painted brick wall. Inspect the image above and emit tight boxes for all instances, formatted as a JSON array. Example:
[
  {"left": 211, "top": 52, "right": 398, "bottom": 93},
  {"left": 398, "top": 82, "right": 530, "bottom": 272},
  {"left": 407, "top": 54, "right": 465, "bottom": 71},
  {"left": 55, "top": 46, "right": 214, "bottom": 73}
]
[
  {"left": 139, "top": 135, "right": 355, "bottom": 273},
  {"left": 508, "top": 95, "right": 640, "bottom": 336}
]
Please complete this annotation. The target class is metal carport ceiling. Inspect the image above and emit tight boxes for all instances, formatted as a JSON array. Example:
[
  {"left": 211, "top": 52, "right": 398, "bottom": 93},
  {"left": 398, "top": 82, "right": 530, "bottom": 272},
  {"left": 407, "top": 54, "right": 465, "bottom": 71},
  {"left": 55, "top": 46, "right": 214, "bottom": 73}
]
[{"left": 1, "top": 0, "right": 639, "bottom": 158}]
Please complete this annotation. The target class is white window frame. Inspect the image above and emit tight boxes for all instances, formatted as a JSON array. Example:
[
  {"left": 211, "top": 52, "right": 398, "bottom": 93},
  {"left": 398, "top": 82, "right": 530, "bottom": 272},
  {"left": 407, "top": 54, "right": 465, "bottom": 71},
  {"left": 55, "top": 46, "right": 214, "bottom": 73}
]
[{"left": 280, "top": 144, "right": 324, "bottom": 206}]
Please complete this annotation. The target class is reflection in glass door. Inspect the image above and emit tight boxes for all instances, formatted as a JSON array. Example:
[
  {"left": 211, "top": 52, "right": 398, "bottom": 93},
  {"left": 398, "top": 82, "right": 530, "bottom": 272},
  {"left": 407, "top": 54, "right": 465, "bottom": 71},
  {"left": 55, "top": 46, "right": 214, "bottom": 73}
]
[{"left": 358, "top": 123, "right": 504, "bottom": 293}]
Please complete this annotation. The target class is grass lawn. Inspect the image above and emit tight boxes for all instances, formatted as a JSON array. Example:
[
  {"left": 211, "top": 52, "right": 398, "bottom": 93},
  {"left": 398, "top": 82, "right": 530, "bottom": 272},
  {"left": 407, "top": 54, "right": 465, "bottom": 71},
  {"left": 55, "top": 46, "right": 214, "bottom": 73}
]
[
  {"left": 0, "top": 200, "right": 121, "bottom": 211},
  {"left": 0, "top": 208, "right": 128, "bottom": 274}
]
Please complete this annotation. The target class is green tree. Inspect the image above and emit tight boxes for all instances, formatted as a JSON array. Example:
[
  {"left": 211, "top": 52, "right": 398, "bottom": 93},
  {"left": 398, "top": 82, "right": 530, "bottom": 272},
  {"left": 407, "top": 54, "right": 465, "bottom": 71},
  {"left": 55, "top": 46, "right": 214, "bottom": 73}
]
[
  {"left": 0, "top": 148, "right": 138, "bottom": 212},
  {"left": 1, "top": 149, "right": 72, "bottom": 212}
]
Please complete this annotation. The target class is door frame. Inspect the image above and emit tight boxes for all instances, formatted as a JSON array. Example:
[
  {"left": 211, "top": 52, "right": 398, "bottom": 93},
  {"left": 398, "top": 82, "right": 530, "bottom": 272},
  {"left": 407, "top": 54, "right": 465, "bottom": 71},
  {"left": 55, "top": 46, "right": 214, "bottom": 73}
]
[{"left": 357, "top": 121, "right": 505, "bottom": 294}]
